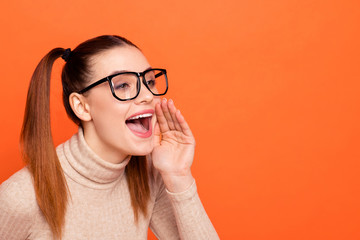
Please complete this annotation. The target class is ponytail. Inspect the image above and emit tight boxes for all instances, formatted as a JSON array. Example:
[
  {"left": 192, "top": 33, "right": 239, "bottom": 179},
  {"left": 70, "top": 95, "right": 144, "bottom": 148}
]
[{"left": 20, "top": 48, "right": 68, "bottom": 239}]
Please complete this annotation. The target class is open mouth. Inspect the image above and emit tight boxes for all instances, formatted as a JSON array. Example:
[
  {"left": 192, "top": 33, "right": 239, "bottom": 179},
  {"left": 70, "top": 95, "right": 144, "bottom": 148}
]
[{"left": 125, "top": 113, "right": 153, "bottom": 138}]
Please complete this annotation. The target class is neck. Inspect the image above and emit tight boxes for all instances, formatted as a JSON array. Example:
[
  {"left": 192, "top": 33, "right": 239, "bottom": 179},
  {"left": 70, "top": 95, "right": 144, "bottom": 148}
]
[
  {"left": 82, "top": 123, "right": 129, "bottom": 164},
  {"left": 56, "top": 127, "right": 131, "bottom": 189}
]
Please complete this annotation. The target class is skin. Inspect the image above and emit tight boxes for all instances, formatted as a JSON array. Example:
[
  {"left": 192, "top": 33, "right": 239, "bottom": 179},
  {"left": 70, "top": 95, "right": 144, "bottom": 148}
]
[{"left": 69, "top": 46, "right": 195, "bottom": 192}]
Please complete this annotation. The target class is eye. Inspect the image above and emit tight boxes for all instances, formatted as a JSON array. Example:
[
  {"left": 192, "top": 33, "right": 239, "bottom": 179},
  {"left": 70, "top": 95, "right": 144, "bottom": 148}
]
[
  {"left": 147, "top": 79, "right": 156, "bottom": 87},
  {"left": 114, "top": 82, "right": 130, "bottom": 90}
]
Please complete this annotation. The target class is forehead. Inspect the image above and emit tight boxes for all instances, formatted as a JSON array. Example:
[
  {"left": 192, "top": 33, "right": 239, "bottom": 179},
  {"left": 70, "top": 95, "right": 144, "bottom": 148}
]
[{"left": 90, "top": 46, "right": 151, "bottom": 80}]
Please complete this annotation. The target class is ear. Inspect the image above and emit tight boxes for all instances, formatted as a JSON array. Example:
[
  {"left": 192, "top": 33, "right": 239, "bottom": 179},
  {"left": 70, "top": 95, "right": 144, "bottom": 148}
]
[{"left": 69, "top": 93, "right": 92, "bottom": 122}]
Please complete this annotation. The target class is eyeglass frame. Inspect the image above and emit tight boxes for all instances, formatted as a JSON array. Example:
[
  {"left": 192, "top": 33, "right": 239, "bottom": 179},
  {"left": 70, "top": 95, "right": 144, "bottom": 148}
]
[{"left": 78, "top": 68, "right": 168, "bottom": 101}]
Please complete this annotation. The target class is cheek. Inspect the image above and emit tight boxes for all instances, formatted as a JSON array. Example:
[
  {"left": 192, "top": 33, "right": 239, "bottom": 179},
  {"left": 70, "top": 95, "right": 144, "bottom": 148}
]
[
  {"left": 93, "top": 105, "right": 129, "bottom": 127},
  {"left": 89, "top": 86, "right": 129, "bottom": 113},
  {"left": 89, "top": 93, "right": 130, "bottom": 131},
  {"left": 152, "top": 97, "right": 161, "bottom": 122},
  {"left": 153, "top": 97, "right": 161, "bottom": 105}
]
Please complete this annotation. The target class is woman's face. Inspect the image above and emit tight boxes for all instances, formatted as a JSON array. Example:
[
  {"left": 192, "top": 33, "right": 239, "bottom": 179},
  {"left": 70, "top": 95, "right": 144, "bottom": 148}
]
[{"left": 81, "top": 46, "right": 160, "bottom": 163}]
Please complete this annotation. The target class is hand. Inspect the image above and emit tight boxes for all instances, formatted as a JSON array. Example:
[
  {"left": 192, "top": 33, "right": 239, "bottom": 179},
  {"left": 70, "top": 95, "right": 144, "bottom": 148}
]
[{"left": 151, "top": 98, "right": 195, "bottom": 193}]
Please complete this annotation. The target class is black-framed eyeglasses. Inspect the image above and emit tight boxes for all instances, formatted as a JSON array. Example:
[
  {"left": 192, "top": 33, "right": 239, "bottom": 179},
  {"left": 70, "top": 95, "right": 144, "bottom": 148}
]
[{"left": 78, "top": 68, "right": 168, "bottom": 101}]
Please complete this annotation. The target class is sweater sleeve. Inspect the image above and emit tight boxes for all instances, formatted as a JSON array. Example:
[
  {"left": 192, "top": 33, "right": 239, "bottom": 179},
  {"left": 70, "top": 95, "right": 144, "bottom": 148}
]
[
  {"left": 0, "top": 169, "right": 36, "bottom": 240},
  {"left": 150, "top": 179, "right": 219, "bottom": 240}
]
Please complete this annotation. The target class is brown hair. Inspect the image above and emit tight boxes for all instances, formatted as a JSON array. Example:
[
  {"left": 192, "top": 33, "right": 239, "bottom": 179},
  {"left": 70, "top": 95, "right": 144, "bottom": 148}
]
[{"left": 20, "top": 35, "right": 150, "bottom": 239}]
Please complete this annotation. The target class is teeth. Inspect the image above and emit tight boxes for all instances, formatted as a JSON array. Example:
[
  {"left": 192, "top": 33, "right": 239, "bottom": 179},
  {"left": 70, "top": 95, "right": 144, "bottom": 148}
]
[{"left": 128, "top": 113, "right": 152, "bottom": 120}]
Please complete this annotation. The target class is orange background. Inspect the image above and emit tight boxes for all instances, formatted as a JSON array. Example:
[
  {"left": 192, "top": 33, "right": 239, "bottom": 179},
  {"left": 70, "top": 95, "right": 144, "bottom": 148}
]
[{"left": 0, "top": 0, "right": 359, "bottom": 239}]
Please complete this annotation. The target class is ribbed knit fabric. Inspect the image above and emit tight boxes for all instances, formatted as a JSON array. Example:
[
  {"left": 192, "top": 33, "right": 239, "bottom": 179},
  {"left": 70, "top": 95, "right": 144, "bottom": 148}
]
[{"left": 0, "top": 128, "right": 219, "bottom": 240}]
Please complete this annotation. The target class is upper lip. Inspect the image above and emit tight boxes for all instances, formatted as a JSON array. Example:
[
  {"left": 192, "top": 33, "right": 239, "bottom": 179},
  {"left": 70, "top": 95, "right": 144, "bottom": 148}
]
[{"left": 126, "top": 109, "right": 155, "bottom": 120}]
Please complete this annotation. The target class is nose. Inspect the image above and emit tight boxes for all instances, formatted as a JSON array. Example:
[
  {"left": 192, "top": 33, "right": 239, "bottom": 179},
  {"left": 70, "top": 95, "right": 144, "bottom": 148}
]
[{"left": 134, "top": 77, "right": 153, "bottom": 104}]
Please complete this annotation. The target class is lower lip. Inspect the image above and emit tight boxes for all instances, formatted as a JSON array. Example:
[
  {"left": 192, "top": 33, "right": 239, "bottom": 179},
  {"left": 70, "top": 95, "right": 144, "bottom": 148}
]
[{"left": 127, "top": 118, "right": 153, "bottom": 138}]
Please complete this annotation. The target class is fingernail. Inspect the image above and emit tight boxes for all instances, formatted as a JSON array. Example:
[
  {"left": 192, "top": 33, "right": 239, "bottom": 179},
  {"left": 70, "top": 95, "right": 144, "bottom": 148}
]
[
  {"left": 163, "top": 98, "right": 167, "bottom": 102},
  {"left": 169, "top": 99, "right": 173, "bottom": 104}
]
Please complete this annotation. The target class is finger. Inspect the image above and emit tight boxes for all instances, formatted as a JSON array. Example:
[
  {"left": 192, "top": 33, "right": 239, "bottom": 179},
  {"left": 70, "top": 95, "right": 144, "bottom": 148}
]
[
  {"left": 175, "top": 109, "right": 194, "bottom": 137},
  {"left": 155, "top": 101, "right": 170, "bottom": 133},
  {"left": 161, "top": 98, "right": 176, "bottom": 130},
  {"left": 168, "top": 99, "right": 182, "bottom": 131}
]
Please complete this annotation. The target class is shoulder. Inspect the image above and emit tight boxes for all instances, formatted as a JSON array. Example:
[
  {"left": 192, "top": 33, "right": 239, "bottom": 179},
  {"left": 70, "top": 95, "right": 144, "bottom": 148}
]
[
  {"left": 0, "top": 168, "right": 40, "bottom": 238},
  {"left": 0, "top": 167, "right": 38, "bottom": 215}
]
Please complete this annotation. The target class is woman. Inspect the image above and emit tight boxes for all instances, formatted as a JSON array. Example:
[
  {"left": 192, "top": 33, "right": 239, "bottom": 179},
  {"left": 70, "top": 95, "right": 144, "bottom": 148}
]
[{"left": 0, "top": 35, "right": 219, "bottom": 239}]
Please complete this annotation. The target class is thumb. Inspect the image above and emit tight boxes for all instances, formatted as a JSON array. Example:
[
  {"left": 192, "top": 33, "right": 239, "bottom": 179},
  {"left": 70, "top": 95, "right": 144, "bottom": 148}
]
[{"left": 153, "top": 122, "right": 161, "bottom": 147}]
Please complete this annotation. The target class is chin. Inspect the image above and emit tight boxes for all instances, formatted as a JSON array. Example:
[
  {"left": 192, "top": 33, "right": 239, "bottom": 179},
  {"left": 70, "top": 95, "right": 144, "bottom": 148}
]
[{"left": 129, "top": 142, "right": 154, "bottom": 157}]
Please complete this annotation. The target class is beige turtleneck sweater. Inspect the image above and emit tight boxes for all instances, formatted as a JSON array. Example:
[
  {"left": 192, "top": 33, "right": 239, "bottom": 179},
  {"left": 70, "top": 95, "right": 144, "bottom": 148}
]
[{"left": 0, "top": 129, "right": 219, "bottom": 239}]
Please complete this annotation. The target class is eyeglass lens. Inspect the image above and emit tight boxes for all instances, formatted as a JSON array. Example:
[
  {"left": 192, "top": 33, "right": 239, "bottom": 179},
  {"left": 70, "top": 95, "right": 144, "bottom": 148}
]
[{"left": 111, "top": 69, "right": 167, "bottom": 100}]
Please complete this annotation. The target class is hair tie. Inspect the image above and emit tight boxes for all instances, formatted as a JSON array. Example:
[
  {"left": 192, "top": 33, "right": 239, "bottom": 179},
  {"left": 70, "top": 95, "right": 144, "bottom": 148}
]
[{"left": 62, "top": 48, "right": 72, "bottom": 62}]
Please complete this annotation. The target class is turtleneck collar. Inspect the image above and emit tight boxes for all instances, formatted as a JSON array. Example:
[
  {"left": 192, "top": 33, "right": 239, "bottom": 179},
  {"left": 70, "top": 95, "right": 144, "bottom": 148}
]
[{"left": 56, "top": 127, "right": 131, "bottom": 189}]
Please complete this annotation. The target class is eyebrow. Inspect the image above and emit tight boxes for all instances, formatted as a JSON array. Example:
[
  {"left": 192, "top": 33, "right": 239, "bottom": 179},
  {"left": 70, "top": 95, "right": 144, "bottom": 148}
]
[{"left": 109, "top": 67, "right": 152, "bottom": 76}]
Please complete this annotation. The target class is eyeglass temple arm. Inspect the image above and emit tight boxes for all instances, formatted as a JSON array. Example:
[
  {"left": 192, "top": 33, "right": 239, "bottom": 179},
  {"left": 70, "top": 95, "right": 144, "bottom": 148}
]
[
  {"left": 78, "top": 78, "right": 108, "bottom": 94},
  {"left": 155, "top": 72, "right": 164, "bottom": 78}
]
